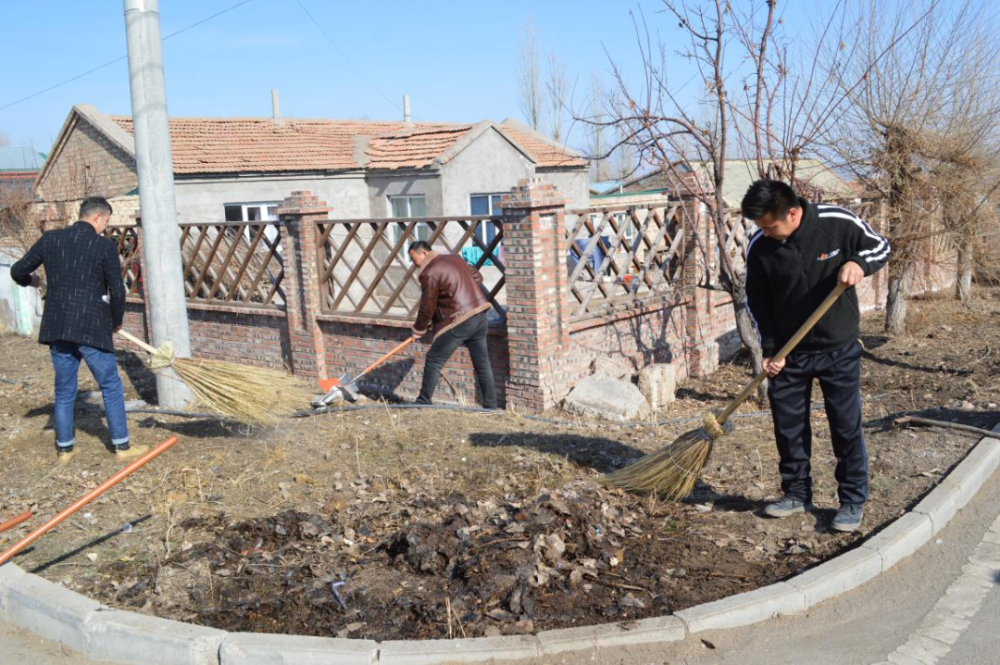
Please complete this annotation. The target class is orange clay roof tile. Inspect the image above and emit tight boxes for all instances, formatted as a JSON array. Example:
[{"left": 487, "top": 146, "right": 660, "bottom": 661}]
[{"left": 110, "top": 116, "right": 584, "bottom": 174}]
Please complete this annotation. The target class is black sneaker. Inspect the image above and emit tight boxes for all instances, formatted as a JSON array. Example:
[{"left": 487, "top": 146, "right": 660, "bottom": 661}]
[
  {"left": 763, "top": 495, "right": 814, "bottom": 518},
  {"left": 831, "top": 504, "right": 864, "bottom": 532}
]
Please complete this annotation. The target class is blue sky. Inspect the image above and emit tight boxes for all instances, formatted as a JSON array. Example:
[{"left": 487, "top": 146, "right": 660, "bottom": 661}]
[{"left": 1, "top": 0, "right": 829, "bottom": 155}]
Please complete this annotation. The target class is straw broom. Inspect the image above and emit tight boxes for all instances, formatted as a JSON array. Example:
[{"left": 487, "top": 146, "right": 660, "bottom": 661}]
[
  {"left": 117, "top": 330, "right": 312, "bottom": 425},
  {"left": 601, "top": 283, "right": 848, "bottom": 499}
]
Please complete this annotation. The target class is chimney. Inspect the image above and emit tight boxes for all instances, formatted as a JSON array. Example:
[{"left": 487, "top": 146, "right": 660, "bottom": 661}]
[
  {"left": 403, "top": 94, "right": 411, "bottom": 123},
  {"left": 271, "top": 89, "right": 280, "bottom": 119}
]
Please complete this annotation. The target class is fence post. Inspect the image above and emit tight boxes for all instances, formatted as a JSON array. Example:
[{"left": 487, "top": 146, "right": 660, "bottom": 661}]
[
  {"left": 277, "top": 191, "right": 331, "bottom": 380},
  {"left": 501, "top": 178, "right": 571, "bottom": 411},
  {"left": 679, "top": 188, "right": 720, "bottom": 378},
  {"left": 130, "top": 214, "right": 154, "bottom": 343}
]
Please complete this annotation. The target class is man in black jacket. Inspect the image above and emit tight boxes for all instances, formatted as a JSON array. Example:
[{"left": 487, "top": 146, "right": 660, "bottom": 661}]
[
  {"left": 11, "top": 197, "right": 147, "bottom": 464},
  {"left": 743, "top": 180, "right": 890, "bottom": 532}
]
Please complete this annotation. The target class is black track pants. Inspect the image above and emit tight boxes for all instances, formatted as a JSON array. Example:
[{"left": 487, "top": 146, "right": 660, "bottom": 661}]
[
  {"left": 767, "top": 340, "right": 869, "bottom": 506},
  {"left": 416, "top": 312, "right": 497, "bottom": 408}
]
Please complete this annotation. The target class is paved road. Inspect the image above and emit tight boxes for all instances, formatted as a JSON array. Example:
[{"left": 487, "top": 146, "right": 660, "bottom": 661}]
[
  {"left": 621, "top": 465, "right": 1000, "bottom": 665},
  {"left": 0, "top": 621, "right": 105, "bottom": 664},
  {"left": 3, "top": 470, "right": 998, "bottom": 665}
]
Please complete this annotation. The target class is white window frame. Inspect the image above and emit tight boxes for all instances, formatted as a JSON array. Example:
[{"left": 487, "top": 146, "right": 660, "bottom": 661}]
[
  {"left": 388, "top": 195, "right": 430, "bottom": 245},
  {"left": 224, "top": 202, "right": 279, "bottom": 223},
  {"left": 615, "top": 212, "right": 639, "bottom": 247},
  {"left": 223, "top": 201, "right": 280, "bottom": 245},
  {"left": 470, "top": 193, "right": 503, "bottom": 247}
]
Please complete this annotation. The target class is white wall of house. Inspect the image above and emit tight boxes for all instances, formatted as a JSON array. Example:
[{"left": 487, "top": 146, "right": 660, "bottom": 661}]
[
  {"left": 539, "top": 168, "right": 591, "bottom": 214},
  {"left": 365, "top": 172, "right": 443, "bottom": 219},
  {"left": 440, "top": 129, "right": 534, "bottom": 217},
  {"left": 173, "top": 173, "right": 371, "bottom": 223}
]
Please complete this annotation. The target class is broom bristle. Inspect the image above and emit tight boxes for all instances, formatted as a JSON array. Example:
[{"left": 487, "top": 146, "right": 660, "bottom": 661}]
[
  {"left": 170, "top": 357, "right": 312, "bottom": 425},
  {"left": 600, "top": 427, "right": 714, "bottom": 500}
]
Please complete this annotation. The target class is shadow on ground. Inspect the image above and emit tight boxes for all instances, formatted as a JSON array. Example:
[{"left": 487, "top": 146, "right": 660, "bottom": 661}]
[
  {"left": 29, "top": 514, "right": 153, "bottom": 574},
  {"left": 468, "top": 431, "right": 645, "bottom": 474},
  {"left": 864, "top": 406, "right": 1000, "bottom": 434}
]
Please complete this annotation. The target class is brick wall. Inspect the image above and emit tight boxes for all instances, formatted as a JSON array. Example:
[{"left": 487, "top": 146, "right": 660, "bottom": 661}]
[
  {"left": 36, "top": 117, "right": 138, "bottom": 225},
  {"left": 120, "top": 301, "right": 291, "bottom": 371},
  {"left": 318, "top": 319, "right": 509, "bottom": 404}
]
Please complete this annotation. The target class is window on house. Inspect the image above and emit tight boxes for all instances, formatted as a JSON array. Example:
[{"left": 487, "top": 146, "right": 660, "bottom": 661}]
[
  {"left": 224, "top": 202, "right": 279, "bottom": 223},
  {"left": 470, "top": 194, "right": 503, "bottom": 247},
  {"left": 389, "top": 195, "right": 431, "bottom": 245},
  {"left": 616, "top": 212, "right": 639, "bottom": 247},
  {"left": 223, "top": 202, "right": 281, "bottom": 248}
]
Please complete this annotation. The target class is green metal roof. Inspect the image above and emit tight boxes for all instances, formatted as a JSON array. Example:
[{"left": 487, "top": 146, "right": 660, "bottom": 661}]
[{"left": 591, "top": 187, "right": 670, "bottom": 200}]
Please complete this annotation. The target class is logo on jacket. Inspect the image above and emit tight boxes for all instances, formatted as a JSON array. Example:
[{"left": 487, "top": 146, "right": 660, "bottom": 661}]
[{"left": 816, "top": 249, "right": 841, "bottom": 262}]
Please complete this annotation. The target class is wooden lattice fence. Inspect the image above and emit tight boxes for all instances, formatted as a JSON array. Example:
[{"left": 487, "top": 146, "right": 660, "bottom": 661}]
[
  {"left": 178, "top": 222, "right": 285, "bottom": 307},
  {"left": 315, "top": 216, "right": 505, "bottom": 322},
  {"left": 106, "top": 225, "right": 142, "bottom": 298},
  {"left": 565, "top": 204, "right": 687, "bottom": 321}
]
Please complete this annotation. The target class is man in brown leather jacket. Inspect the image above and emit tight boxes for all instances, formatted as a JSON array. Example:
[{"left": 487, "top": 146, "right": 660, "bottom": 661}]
[{"left": 409, "top": 240, "right": 497, "bottom": 408}]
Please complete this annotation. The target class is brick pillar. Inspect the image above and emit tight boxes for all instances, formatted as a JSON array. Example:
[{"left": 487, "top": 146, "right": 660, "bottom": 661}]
[
  {"left": 277, "top": 191, "right": 331, "bottom": 379},
  {"left": 501, "top": 178, "right": 571, "bottom": 411},
  {"left": 680, "top": 194, "right": 717, "bottom": 378}
]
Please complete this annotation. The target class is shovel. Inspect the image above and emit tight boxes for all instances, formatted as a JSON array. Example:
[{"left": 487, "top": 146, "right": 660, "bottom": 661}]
[{"left": 316, "top": 337, "right": 415, "bottom": 405}]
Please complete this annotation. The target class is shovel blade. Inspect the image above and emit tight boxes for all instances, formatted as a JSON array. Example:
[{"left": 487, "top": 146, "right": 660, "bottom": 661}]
[{"left": 318, "top": 374, "right": 350, "bottom": 393}]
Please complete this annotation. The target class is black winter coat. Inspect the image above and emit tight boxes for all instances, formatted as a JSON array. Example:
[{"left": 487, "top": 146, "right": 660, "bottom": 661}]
[
  {"left": 11, "top": 221, "right": 126, "bottom": 352},
  {"left": 745, "top": 199, "right": 891, "bottom": 357}
]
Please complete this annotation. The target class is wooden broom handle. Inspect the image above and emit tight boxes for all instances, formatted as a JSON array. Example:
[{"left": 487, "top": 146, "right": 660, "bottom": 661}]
[
  {"left": 716, "top": 282, "right": 849, "bottom": 424},
  {"left": 116, "top": 329, "right": 160, "bottom": 356}
]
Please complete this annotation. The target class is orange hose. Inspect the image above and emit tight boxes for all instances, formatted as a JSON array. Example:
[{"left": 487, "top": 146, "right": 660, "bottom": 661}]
[
  {"left": 0, "top": 511, "right": 32, "bottom": 534},
  {"left": 0, "top": 436, "right": 179, "bottom": 567}
]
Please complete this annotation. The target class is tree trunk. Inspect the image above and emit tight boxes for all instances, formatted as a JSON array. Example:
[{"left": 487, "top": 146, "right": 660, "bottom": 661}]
[
  {"left": 885, "top": 263, "right": 912, "bottom": 335},
  {"left": 732, "top": 277, "right": 768, "bottom": 404},
  {"left": 956, "top": 232, "right": 973, "bottom": 304}
]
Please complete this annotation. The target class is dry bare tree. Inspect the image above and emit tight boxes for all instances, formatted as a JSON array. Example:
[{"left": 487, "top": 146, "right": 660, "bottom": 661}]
[
  {"left": 578, "top": 1, "right": 861, "bottom": 398},
  {"left": 587, "top": 75, "right": 611, "bottom": 182},
  {"left": 547, "top": 53, "right": 569, "bottom": 142},
  {"left": 828, "top": 0, "right": 1000, "bottom": 331},
  {"left": 517, "top": 21, "right": 544, "bottom": 131}
]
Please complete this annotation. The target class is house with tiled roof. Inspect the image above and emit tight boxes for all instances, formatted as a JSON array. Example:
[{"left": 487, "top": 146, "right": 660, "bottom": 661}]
[
  {"left": 34, "top": 105, "right": 589, "bottom": 229},
  {"left": 621, "top": 159, "right": 854, "bottom": 206},
  {"left": 1, "top": 146, "right": 45, "bottom": 206}
]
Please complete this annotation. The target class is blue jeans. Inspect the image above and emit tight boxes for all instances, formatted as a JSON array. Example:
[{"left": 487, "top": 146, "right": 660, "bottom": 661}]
[{"left": 49, "top": 341, "right": 129, "bottom": 449}]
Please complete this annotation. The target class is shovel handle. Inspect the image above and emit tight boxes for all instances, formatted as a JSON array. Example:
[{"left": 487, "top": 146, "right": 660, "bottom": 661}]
[
  {"left": 116, "top": 329, "right": 160, "bottom": 356},
  {"left": 717, "top": 282, "right": 849, "bottom": 424},
  {"left": 353, "top": 337, "right": 415, "bottom": 381}
]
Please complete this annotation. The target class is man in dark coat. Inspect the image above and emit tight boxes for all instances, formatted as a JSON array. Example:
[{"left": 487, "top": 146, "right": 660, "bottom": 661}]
[
  {"left": 11, "top": 197, "right": 146, "bottom": 463},
  {"left": 743, "top": 179, "right": 890, "bottom": 532},
  {"left": 408, "top": 240, "right": 497, "bottom": 409}
]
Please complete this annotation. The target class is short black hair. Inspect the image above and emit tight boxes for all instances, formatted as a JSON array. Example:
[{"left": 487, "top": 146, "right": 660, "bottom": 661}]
[
  {"left": 740, "top": 179, "right": 798, "bottom": 221},
  {"left": 79, "top": 196, "right": 113, "bottom": 219},
  {"left": 408, "top": 240, "right": 432, "bottom": 254}
]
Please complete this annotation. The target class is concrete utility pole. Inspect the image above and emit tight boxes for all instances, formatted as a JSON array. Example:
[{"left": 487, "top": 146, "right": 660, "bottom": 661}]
[{"left": 123, "top": 0, "right": 193, "bottom": 409}]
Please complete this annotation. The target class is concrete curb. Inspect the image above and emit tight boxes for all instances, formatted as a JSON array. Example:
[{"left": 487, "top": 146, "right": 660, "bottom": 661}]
[
  {"left": 1, "top": 430, "right": 998, "bottom": 664},
  {"left": 219, "top": 633, "right": 378, "bottom": 664},
  {"left": 87, "top": 609, "right": 226, "bottom": 665}
]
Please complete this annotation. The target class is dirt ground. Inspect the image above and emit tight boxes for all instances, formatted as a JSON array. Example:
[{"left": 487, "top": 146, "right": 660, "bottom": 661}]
[{"left": 1, "top": 288, "right": 999, "bottom": 641}]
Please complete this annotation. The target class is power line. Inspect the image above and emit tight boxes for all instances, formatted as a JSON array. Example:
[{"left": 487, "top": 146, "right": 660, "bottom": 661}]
[
  {"left": 291, "top": 0, "right": 407, "bottom": 117},
  {"left": 0, "top": 0, "right": 255, "bottom": 113}
]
